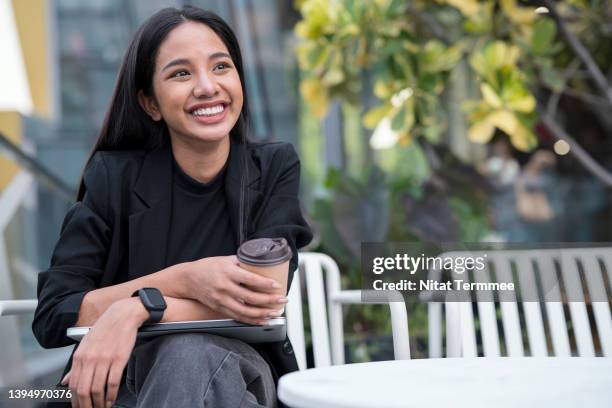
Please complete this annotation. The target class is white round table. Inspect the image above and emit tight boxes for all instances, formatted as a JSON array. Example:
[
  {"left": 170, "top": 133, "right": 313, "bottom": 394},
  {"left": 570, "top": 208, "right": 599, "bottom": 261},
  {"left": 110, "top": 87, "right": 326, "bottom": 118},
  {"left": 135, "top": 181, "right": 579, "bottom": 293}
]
[{"left": 278, "top": 357, "right": 612, "bottom": 408}]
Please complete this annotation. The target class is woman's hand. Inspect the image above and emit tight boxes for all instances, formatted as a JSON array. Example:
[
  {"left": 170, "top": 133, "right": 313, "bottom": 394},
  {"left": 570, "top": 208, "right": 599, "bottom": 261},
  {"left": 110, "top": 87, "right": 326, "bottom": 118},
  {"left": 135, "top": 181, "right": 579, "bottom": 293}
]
[
  {"left": 184, "top": 255, "right": 287, "bottom": 325},
  {"left": 63, "top": 297, "right": 148, "bottom": 408}
]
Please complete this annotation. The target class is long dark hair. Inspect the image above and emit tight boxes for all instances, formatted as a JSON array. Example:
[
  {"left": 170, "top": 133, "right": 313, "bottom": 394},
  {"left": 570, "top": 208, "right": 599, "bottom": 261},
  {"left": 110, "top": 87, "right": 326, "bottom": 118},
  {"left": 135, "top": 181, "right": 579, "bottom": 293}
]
[{"left": 76, "top": 6, "right": 252, "bottom": 244}]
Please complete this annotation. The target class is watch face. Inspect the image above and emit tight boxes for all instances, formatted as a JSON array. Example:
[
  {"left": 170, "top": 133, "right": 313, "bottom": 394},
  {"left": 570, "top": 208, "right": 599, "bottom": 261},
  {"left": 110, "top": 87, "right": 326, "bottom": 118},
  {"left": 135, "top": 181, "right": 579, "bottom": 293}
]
[{"left": 141, "top": 288, "right": 166, "bottom": 311}]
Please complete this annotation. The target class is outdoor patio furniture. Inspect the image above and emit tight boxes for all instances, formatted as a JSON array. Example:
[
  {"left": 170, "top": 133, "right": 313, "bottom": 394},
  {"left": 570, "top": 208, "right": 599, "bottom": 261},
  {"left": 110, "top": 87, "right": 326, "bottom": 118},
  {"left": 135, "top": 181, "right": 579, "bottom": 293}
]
[
  {"left": 426, "top": 247, "right": 612, "bottom": 358},
  {"left": 277, "top": 357, "right": 612, "bottom": 408},
  {"left": 287, "top": 252, "right": 410, "bottom": 369}
]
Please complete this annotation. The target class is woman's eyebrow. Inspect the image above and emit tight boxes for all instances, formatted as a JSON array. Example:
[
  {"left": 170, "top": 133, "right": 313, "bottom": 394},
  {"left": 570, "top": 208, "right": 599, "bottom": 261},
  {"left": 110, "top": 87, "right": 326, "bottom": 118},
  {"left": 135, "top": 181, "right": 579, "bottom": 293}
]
[
  {"left": 161, "top": 58, "right": 191, "bottom": 72},
  {"left": 161, "top": 52, "right": 232, "bottom": 73},
  {"left": 209, "top": 51, "right": 231, "bottom": 60}
]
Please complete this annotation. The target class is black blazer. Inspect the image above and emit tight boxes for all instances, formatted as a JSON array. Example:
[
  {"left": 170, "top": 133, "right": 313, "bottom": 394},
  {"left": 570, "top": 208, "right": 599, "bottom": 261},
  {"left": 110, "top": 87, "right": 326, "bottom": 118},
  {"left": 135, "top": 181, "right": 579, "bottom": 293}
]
[{"left": 32, "top": 138, "right": 313, "bottom": 386}]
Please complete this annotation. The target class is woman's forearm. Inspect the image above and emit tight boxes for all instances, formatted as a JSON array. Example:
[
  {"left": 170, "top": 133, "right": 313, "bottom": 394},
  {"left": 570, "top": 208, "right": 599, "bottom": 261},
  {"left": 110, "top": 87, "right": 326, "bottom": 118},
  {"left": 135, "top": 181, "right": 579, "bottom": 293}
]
[
  {"left": 161, "top": 296, "right": 227, "bottom": 322},
  {"left": 101, "top": 295, "right": 227, "bottom": 326},
  {"left": 76, "top": 261, "right": 194, "bottom": 326}
]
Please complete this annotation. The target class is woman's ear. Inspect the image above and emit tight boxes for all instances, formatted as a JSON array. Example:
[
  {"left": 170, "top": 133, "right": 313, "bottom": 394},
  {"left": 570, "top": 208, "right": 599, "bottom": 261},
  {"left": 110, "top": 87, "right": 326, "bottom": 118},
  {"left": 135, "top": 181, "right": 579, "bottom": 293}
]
[{"left": 138, "top": 90, "right": 162, "bottom": 121}]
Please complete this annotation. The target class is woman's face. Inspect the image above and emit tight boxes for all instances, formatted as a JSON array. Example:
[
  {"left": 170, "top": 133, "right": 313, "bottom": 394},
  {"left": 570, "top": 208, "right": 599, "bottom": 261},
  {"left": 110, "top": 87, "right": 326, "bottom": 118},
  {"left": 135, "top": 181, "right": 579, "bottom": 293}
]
[{"left": 139, "top": 21, "right": 243, "bottom": 145}]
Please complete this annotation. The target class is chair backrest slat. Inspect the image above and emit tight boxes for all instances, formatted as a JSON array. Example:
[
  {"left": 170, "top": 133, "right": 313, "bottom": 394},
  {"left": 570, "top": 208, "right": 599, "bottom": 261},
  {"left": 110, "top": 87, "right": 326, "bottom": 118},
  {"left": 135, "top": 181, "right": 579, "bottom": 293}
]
[
  {"left": 319, "top": 254, "right": 346, "bottom": 366},
  {"left": 445, "top": 302, "right": 462, "bottom": 357},
  {"left": 579, "top": 254, "right": 612, "bottom": 357},
  {"left": 445, "top": 258, "right": 478, "bottom": 357},
  {"left": 559, "top": 255, "right": 595, "bottom": 356},
  {"left": 428, "top": 302, "right": 443, "bottom": 358},
  {"left": 602, "top": 253, "right": 612, "bottom": 288},
  {"left": 536, "top": 257, "right": 571, "bottom": 356},
  {"left": 439, "top": 256, "right": 477, "bottom": 357},
  {"left": 459, "top": 302, "right": 478, "bottom": 357},
  {"left": 491, "top": 255, "right": 525, "bottom": 357},
  {"left": 303, "top": 256, "right": 332, "bottom": 367},
  {"left": 515, "top": 255, "right": 547, "bottom": 356},
  {"left": 472, "top": 262, "right": 501, "bottom": 357},
  {"left": 426, "top": 266, "right": 444, "bottom": 358},
  {"left": 286, "top": 269, "right": 307, "bottom": 370}
]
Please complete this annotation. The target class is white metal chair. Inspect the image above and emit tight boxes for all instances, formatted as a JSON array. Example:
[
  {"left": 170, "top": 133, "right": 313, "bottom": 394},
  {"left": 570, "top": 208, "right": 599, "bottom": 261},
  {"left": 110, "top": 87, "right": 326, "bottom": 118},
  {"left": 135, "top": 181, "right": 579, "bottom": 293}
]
[
  {"left": 426, "top": 248, "right": 612, "bottom": 358},
  {"left": 287, "top": 252, "right": 410, "bottom": 370},
  {"left": 0, "top": 252, "right": 411, "bottom": 371}
]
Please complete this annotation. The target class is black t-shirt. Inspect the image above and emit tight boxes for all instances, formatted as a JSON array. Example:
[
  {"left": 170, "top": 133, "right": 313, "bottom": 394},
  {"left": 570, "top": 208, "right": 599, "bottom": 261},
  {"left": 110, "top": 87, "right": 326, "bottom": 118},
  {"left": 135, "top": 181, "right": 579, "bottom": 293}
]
[{"left": 166, "top": 155, "right": 237, "bottom": 265}]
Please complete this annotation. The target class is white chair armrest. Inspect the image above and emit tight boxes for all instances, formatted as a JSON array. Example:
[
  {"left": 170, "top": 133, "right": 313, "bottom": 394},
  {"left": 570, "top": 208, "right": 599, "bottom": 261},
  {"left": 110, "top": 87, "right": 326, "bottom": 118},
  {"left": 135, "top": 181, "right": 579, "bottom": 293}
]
[
  {"left": 328, "top": 290, "right": 410, "bottom": 360},
  {"left": 0, "top": 299, "right": 38, "bottom": 316},
  {"left": 328, "top": 290, "right": 362, "bottom": 304}
]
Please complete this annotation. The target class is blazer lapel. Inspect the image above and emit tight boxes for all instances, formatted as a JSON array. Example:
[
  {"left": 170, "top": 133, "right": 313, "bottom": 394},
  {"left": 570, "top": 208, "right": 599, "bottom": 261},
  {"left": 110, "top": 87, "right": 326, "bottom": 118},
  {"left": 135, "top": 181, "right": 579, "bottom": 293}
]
[
  {"left": 129, "top": 141, "right": 173, "bottom": 279},
  {"left": 224, "top": 140, "right": 261, "bottom": 246}
]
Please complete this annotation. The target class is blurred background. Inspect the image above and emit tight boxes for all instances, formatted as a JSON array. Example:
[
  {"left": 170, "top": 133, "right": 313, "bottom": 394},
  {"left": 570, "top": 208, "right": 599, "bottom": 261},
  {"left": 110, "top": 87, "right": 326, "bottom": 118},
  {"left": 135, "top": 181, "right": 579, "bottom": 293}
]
[{"left": 1, "top": 0, "right": 611, "bottom": 392}]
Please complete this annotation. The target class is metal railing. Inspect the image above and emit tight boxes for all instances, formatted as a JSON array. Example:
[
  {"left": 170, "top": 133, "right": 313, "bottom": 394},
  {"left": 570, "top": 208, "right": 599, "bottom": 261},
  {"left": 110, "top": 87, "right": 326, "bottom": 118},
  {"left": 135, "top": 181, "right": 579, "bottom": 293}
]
[
  {"left": 0, "top": 133, "right": 76, "bottom": 386},
  {"left": 0, "top": 131, "right": 76, "bottom": 201}
]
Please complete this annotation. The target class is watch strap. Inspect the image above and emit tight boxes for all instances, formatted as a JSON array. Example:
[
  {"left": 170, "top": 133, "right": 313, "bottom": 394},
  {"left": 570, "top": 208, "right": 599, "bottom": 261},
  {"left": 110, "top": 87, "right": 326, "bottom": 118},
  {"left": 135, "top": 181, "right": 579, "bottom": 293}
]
[
  {"left": 145, "top": 308, "right": 164, "bottom": 325},
  {"left": 132, "top": 288, "right": 165, "bottom": 325}
]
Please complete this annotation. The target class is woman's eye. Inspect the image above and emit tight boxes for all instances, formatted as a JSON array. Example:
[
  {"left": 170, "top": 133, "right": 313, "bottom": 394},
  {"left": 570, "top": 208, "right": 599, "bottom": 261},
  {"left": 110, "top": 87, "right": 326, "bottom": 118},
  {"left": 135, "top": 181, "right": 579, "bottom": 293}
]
[
  {"left": 171, "top": 70, "right": 190, "bottom": 78},
  {"left": 214, "top": 62, "right": 232, "bottom": 71}
]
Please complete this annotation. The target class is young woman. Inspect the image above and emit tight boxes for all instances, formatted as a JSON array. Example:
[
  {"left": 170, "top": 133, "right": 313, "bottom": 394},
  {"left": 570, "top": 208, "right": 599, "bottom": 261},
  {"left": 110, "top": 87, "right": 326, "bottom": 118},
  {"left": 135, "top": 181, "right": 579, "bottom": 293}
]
[{"left": 33, "top": 6, "right": 312, "bottom": 408}]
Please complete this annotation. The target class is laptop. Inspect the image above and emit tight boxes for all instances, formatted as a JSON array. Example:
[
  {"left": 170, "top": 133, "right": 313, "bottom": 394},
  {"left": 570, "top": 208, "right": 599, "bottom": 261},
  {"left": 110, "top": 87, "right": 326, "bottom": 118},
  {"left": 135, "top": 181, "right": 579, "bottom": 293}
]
[{"left": 67, "top": 317, "right": 286, "bottom": 343}]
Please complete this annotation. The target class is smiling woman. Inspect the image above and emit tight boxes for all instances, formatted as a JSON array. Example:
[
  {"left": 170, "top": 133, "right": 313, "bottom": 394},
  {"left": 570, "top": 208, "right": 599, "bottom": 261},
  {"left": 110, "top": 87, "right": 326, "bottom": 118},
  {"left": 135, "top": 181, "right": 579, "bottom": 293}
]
[
  {"left": 138, "top": 21, "right": 244, "bottom": 178},
  {"left": 31, "top": 5, "right": 312, "bottom": 408}
]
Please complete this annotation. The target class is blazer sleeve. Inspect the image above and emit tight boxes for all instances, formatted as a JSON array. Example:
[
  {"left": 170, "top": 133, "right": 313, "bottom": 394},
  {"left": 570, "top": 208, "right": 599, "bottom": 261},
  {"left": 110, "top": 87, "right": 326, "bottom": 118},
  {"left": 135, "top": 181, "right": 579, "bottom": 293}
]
[
  {"left": 250, "top": 143, "right": 313, "bottom": 285},
  {"left": 32, "top": 153, "right": 112, "bottom": 348}
]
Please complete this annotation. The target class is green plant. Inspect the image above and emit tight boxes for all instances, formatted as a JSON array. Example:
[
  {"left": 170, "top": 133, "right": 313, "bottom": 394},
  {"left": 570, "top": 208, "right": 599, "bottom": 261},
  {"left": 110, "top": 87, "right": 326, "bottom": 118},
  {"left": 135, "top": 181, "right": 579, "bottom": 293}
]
[{"left": 295, "top": 0, "right": 612, "bottom": 168}]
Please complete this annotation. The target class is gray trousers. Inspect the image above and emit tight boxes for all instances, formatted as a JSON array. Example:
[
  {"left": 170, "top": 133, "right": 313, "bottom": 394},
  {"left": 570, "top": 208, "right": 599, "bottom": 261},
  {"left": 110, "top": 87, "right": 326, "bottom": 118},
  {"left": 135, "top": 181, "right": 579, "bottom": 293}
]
[{"left": 112, "top": 333, "right": 277, "bottom": 408}]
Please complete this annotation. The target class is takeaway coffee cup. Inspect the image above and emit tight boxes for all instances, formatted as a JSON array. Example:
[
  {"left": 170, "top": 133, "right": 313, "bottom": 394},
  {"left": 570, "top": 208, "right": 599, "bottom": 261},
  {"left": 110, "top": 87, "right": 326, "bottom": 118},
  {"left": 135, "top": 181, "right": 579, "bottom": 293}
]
[{"left": 237, "top": 237, "right": 291, "bottom": 312}]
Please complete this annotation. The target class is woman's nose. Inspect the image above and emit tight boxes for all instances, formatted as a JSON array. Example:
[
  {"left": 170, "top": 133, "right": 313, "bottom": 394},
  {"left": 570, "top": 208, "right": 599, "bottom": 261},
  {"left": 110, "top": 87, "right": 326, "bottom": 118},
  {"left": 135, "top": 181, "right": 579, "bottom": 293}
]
[{"left": 193, "top": 72, "right": 218, "bottom": 97}]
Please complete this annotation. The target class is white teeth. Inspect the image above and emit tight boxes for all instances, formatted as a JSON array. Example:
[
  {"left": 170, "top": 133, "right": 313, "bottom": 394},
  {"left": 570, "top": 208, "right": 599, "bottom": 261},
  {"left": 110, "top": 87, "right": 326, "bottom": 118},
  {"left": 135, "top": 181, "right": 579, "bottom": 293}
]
[{"left": 192, "top": 105, "right": 225, "bottom": 116}]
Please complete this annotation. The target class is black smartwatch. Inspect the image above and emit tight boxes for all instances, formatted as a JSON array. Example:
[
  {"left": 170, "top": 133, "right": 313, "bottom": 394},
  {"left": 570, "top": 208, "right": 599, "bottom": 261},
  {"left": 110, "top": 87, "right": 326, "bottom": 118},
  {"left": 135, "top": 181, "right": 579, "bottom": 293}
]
[{"left": 132, "top": 288, "right": 167, "bottom": 325}]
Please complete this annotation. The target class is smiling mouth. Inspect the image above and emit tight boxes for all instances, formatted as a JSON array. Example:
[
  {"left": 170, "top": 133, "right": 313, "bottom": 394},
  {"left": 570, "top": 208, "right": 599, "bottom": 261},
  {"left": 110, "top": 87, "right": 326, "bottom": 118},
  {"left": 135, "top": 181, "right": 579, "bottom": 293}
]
[{"left": 191, "top": 104, "right": 226, "bottom": 117}]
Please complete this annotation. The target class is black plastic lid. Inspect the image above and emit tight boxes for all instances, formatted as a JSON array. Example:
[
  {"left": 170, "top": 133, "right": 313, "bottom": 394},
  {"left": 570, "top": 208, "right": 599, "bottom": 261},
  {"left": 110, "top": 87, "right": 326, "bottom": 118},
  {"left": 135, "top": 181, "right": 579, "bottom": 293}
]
[{"left": 237, "top": 238, "right": 291, "bottom": 266}]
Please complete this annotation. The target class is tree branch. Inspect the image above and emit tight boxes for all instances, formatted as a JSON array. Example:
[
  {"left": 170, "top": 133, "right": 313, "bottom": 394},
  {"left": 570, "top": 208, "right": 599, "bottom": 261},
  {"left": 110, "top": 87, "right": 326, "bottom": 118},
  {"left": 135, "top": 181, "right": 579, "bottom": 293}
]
[
  {"left": 560, "top": 87, "right": 612, "bottom": 109},
  {"left": 544, "top": 0, "right": 612, "bottom": 103}
]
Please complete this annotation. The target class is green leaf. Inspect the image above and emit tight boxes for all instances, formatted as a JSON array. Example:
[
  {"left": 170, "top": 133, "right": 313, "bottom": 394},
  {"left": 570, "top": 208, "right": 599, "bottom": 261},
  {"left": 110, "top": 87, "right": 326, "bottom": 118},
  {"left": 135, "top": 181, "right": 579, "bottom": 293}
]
[
  {"left": 324, "top": 167, "right": 342, "bottom": 189},
  {"left": 391, "top": 107, "right": 406, "bottom": 131},
  {"left": 532, "top": 18, "right": 556, "bottom": 55},
  {"left": 541, "top": 68, "right": 565, "bottom": 92},
  {"left": 419, "top": 72, "right": 443, "bottom": 94},
  {"left": 462, "top": 1, "right": 494, "bottom": 34},
  {"left": 468, "top": 110, "right": 496, "bottom": 144},
  {"left": 421, "top": 41, "right": 464, "bottom": 74},
  {"left": 373, "top": 80, "right": 391, "bottom": 98},
  {"left": 311, "top": 197, "right": 353, "bottom": 265},
  {"left": 423, "top": 118, "right": 446, "bottom": 143},
  {"left": 381, "top": 39, "right": 404, "bottom": 55},
  {"left": 309, "top": 45, "right": 330, "bottom": 69},
  {"left": 379, "top": 142, "right": 430, "bottom": 186},
  {"left": 480, "top": 83, "right": 502, "bottom": 108},
  {"left": 363, "top": 103, "right": 393, "bottom": 128},
  {"left": 445, "top": 0, "right": 481, "bottom": 18},
  {"left": 500, "top": 0, "right": 536, "bottom": 25},
  {"left": 323, "top": 67, "right": 345, "bottom": 86},
  {"left": 404, "top": 99, "right": 415, "bottom": 130},
  {"left": 386, "top": 0, "right": 405, "bottom": 16},
  {"left": 338, "top": 23, "right": 360, "bottom": 38},
  {"left": 484, "top": 41, "right": 520, "bottom": 70},
  {"left": 393, "top": 52, "right": 414, "bottom": 81}
]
